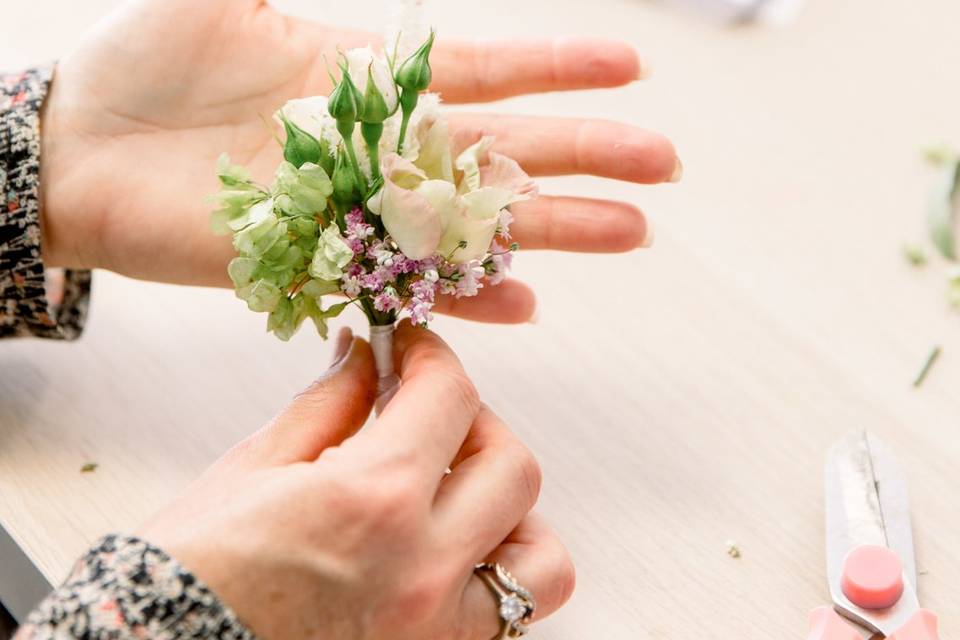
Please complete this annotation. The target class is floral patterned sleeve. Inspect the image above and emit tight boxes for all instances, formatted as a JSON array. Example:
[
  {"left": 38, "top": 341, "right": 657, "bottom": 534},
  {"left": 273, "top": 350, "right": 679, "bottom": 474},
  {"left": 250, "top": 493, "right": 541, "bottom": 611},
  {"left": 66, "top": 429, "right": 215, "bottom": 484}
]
[
  {"left": 13, "top": 535, "right": 257, "bottom": 640},
  {"left": 3, "top": 67, "right": 254, "bottom": 638},
  {"left": 1, "top": 65, "right": 90, "bottom": 340}
]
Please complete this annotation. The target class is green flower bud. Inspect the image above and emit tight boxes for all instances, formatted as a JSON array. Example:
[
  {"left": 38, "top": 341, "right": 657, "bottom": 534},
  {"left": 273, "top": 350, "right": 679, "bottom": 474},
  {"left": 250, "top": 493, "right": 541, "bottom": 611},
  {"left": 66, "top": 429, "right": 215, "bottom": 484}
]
[
  {"left": 331, "top": 146, "right": 360, "bottom": 204},
  {"left": 327, "top": 66, "right": 365, "bottom": 123},
  {"left": 279, "top": 115, "right": 322, "bottom": 168},
  {"left": 361, "top": 64, "right": 393, "bottom": 124},
  {"left": 395, "top": 31, "right": 435, "bottom": 92}
]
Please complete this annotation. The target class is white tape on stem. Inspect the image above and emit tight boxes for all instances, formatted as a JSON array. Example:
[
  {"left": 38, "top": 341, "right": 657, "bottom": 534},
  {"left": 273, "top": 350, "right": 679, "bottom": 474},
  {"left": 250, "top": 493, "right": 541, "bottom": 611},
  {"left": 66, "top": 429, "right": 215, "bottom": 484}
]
[{"left": 369, "top": 323, "right": 400, "bottom": 415}]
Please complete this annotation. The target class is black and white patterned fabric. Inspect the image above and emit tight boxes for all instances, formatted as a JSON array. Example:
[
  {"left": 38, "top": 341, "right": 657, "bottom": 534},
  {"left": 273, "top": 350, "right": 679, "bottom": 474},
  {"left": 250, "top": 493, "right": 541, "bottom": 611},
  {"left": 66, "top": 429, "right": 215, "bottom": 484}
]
[
  {"left": 2, "top": 68, "right": 255, "bottom": 639},
  {"left": 1, "top": 65, "right": 90, "bottom": 340},
  {"left": 15, "top": 535, "right": 256, "bottom": 640}
]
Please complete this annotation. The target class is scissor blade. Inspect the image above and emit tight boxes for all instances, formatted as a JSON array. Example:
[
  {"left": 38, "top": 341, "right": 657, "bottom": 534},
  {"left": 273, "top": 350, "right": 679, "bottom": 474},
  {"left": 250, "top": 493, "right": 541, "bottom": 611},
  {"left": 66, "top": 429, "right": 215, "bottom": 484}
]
[
  {"left": 824, "top": 431, "right": 919, "bottom": 635},
  {"left": 863, "top": 432, "right": 917, "bottom": 587}
]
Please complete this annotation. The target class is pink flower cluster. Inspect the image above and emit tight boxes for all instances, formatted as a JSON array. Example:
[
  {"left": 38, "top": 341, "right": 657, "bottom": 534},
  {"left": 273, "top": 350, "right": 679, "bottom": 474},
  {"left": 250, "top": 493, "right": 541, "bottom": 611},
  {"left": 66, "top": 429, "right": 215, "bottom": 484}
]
[{"left": 340, "top": 208, "right": 514, "bottom": 326}]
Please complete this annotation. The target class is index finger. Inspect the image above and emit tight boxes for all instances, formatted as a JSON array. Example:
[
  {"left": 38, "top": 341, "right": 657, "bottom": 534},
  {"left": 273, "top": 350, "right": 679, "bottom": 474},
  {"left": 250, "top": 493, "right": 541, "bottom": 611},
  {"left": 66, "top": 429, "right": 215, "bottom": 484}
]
[
  {"left": 430, "top": 37, "right": 645, "bottom": 103},
  {"left": 353, "top": 321, "right": 481, "bottom": 477},
  {"left": 296, "top": 23, "right": 644, "bottom": 103}
]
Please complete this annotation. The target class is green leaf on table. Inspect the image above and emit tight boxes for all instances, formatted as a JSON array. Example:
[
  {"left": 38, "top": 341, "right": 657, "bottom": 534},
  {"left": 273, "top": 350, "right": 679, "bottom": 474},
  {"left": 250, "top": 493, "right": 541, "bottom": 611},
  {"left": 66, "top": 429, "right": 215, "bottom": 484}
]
[
  {"left": 927, "top": 159, "right": 960, "bottom": 261},
  {"left": 903, "top": 243, "right": 928, "bottom": 267}
]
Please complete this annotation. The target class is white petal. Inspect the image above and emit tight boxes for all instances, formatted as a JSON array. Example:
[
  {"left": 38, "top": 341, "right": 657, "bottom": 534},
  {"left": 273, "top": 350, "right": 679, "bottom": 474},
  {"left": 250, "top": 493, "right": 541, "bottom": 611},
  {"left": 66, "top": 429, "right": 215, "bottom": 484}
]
[
  {"left": 455, "top": 137, "right": 495, "bottom": 193},
  {"left": 413, "top": 116, "right": 454, "bottom": 182},
  {"left": 345, "top": 46, "right": 399, "bottom": 114},
  {"left": 374, "top": 154, "right": 442, "bottom": 259},
  {"left": 276, "top": 97, "right": 329, "bottom": 141},
  {"left": 344, "top": 47, "right": 375, "bottom": 94},
  {"left": 437, "top": 187, "right": 509, "bottom": 263}
]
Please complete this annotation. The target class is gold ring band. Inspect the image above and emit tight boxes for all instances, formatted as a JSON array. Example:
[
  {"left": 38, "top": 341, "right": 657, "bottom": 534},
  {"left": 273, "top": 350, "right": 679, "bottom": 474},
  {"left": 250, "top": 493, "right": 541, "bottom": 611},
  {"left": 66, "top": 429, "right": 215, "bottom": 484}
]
[{"left": 474, "top": 563, "right": 536, "bottom": 639}]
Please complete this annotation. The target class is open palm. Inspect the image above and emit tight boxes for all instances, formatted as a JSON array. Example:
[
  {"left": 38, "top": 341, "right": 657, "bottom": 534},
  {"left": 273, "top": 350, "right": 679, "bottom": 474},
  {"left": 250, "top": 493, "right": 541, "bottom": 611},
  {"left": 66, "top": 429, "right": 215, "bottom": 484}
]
[{"left": 40, "top": 0, "right": 678, "bottom": 323}]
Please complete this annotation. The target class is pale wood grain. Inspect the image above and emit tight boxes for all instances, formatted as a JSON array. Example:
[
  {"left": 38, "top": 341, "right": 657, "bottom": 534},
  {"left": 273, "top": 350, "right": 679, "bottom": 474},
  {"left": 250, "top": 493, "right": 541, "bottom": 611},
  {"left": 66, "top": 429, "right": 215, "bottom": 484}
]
[{"left": 3, "top": 0, "right": 960, "bottom": 638}]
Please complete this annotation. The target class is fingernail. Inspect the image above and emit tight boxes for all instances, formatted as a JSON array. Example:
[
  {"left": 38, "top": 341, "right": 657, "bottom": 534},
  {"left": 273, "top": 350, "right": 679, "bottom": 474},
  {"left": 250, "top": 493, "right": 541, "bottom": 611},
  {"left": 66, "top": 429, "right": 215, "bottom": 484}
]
[
  {"left": 330, "top": 327, "right": 353, "bottom": 367},
  {"left": 641, "top": 223, "right": 655, "bottom": 248},
  {"left": 669, "top": 157, "right": 684, "bottom": 183}
]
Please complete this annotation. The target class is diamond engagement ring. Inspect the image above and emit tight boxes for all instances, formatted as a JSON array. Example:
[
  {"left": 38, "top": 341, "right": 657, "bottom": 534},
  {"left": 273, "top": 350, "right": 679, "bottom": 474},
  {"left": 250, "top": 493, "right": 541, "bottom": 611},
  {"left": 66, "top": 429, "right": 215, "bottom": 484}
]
[{"left": 474, "top": 562, "right": 536, "bottom": 639}]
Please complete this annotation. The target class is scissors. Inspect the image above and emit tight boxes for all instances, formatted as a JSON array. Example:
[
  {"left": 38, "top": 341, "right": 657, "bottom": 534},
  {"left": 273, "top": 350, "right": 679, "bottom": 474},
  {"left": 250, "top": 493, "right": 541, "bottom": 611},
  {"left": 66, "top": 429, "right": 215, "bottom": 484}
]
[{"left": 807, "top": 431, "right": 940, "bottom": 640}]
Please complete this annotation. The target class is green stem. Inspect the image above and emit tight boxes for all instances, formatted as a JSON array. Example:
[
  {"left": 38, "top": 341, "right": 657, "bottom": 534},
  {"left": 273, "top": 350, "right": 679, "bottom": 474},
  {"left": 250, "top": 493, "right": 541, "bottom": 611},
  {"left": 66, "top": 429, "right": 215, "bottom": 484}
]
[
  {"left": 396, "top": 89, "right": 419, "bottom": 155},
  {"left": 361, "top": 122, "right": 384, "bottom": 182},
  {"left": 336, "top": 119, "right": 367, "bottom": 192}
]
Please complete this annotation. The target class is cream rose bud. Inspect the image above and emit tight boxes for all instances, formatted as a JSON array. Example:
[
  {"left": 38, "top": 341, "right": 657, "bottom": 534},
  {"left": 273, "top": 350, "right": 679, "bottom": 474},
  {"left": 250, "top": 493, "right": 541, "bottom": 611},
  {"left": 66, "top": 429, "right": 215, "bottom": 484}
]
[
  {"left": 274, "top": 96, "right": 329, "bottom": 142},
  {"left": 345, "top": 47, "right": 399, "bottom": 118}
]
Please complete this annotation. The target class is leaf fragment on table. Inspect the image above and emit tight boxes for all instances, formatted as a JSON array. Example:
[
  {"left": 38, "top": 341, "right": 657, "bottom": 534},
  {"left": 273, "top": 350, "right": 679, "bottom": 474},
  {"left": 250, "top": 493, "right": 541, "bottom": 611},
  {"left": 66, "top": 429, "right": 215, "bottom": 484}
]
[
  {"left": 926, "top": 159, "right": 960, "bottom": 261},
  {"left": 725, "top": 540, "right": 741, "bottom": 559},
  {"left": 80, "top": 463, "right": 98, "bottom": 473},
  {"left": 903, "top": 244, "right": 928, "bottom": 267},
  {"left": 912, "top": 345, "right": 941, "bottom": 388}
]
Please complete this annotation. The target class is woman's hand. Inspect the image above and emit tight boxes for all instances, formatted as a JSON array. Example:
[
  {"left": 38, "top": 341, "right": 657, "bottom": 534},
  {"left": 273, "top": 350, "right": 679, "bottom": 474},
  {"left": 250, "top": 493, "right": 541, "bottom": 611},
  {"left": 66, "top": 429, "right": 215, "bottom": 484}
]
[
  {"left": 39, "top": 0, "right": 678, "bottom": 323},
  {"left": 137, "top": 321, "right": 574, "bottom": 639}
]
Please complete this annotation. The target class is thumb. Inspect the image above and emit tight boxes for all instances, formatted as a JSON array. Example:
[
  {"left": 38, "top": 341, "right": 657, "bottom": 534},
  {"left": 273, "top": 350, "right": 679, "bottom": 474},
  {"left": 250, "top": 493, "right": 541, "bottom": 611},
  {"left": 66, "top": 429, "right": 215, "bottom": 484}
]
[{"left": 227, "top": 328, "right": 377, "bottom": 468}]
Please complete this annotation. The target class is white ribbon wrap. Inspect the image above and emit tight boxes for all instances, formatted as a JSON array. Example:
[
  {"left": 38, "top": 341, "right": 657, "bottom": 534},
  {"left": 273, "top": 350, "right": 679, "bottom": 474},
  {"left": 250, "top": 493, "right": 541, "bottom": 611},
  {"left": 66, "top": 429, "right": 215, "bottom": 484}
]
[{"left": 369, "top": 323, "right": 400, "bottom": 415}]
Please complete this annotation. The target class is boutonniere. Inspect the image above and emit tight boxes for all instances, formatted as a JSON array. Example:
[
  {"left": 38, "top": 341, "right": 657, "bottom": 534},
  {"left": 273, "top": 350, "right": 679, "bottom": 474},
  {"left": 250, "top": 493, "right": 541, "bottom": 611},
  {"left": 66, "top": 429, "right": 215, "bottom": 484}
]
[{"left": 211, "top": 31, "right": 536, "bottom": 411}]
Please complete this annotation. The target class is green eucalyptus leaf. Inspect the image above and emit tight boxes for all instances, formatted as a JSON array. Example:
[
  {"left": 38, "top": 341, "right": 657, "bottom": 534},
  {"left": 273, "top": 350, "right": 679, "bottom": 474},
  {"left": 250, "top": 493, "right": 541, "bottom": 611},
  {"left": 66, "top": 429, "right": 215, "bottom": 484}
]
[{"left": 927, "top": 159, "right": 960, "bottom": 261}]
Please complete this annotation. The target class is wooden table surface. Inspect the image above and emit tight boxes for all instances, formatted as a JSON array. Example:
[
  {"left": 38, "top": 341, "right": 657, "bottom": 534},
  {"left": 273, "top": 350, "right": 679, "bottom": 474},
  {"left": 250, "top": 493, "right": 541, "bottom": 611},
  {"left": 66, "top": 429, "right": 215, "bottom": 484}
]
[{"left": 3, "top": 0, "right": 960, "bottom": 637}]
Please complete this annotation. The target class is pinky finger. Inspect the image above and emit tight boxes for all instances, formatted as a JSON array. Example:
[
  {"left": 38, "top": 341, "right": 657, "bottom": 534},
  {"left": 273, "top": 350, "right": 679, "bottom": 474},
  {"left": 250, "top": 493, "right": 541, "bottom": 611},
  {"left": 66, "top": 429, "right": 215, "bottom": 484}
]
[
  {"left": 510, "top": 196, "right": 652, "bottom": 252},
  {"left": 431, "top": 278, "right": 537, "bottom": 324},
  {"left": 458, "top": 513, "right": 576, "bottom": 640}
]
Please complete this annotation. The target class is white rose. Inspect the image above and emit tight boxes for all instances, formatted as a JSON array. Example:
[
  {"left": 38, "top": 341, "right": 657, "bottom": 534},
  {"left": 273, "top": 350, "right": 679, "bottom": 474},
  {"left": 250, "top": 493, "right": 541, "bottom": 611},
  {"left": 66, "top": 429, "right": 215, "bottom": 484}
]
[{"left": 275, "top": 96, "right": 329, "bottom": 141}]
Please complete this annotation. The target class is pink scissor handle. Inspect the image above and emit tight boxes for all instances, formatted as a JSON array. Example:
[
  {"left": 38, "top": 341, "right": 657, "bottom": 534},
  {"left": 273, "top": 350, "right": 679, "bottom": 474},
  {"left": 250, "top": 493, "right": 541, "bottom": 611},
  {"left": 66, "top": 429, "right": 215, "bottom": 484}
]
[
  {"left": 887, "top": 610, "right": 940, "bottom": 640},
  {"left": 841, "top": 545, "right": 904, "bottom": 610},
  {"left": 806, "top": 607, "right": 861, "bottom": 640}
]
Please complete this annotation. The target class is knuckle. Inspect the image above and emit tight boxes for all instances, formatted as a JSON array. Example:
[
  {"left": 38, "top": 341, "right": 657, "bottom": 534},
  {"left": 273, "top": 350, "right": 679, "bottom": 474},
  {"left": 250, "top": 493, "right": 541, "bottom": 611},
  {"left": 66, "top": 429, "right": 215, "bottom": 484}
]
[
  {"left": 441, "top": 370, "right": 481, "bottom": 415},
  {"left": 507, "top": 443, "right": 542, "bottom": 507},
  {"left": 553, "top": 551, "right": 577, "bottom": 607},
  {"left": 385, "top": 570, "right": 452, "bottom": 628},
  {"left": 362, "top": 471, "right": 424, "bottom": 528}
]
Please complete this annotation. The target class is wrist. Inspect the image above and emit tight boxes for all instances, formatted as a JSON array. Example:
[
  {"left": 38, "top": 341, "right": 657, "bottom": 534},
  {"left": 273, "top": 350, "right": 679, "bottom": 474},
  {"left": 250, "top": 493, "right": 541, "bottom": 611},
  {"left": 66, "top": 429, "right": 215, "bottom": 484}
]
[{"left": 38, "top": 65, "right": 101, "bottom": 271}]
